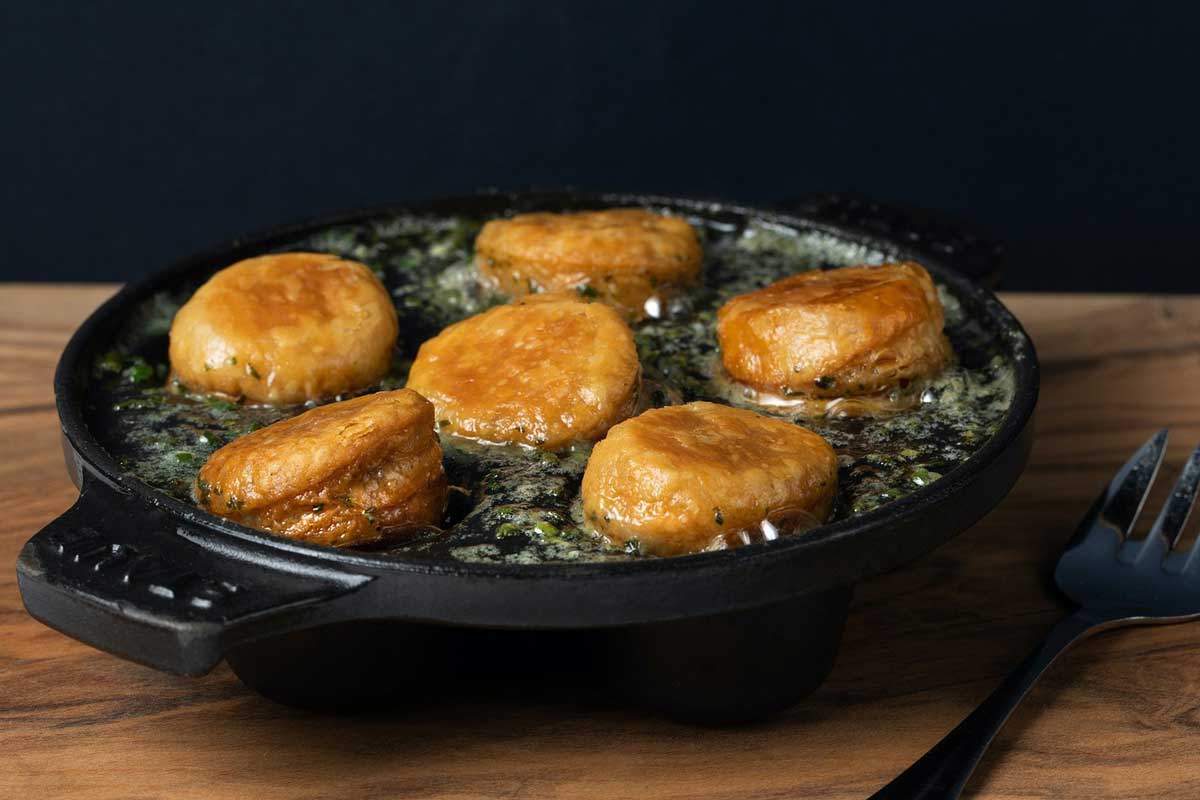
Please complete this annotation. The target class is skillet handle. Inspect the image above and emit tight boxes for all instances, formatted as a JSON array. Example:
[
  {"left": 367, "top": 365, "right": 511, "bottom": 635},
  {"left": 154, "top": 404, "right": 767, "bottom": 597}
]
[
  {"left": 16, "top": 473, "right": 372, "bottom": 676},
  {"left": 775, "top": 192, "right": 1007, "bottom": 288}
]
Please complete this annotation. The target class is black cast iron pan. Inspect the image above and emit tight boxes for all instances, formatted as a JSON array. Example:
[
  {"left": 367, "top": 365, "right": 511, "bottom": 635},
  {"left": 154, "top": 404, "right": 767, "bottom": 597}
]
[{"left": 16, "top": 191, "right": 1037, "bottom": 721}]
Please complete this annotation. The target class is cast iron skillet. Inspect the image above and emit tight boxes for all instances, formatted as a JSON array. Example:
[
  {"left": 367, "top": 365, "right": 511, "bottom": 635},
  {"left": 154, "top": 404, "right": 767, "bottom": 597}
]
[{"left": 16, "top": 191, "right": 1038, "bottom": 721}]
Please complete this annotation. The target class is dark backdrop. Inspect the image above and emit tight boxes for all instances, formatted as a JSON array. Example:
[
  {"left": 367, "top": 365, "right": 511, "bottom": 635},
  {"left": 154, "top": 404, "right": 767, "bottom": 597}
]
[{"left": 4, "top": 2, "right": 1197, "bottom": 290}]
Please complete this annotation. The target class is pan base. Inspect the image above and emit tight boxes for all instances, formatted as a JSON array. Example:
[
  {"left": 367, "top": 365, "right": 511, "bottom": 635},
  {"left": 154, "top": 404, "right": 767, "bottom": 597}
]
[{"left": 226, "top": 587, "right": 851, "bottom": 724}]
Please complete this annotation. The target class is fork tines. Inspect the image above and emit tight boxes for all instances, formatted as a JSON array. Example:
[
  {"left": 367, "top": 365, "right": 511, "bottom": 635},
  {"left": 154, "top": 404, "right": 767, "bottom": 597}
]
[{"left": 1098, "top": 430, "right": 1200, "bottom": 571}]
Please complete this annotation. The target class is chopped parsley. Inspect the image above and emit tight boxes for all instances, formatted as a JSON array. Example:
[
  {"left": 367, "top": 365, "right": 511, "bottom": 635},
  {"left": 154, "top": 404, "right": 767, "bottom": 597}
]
[
  {"left": 123, "top": 359, "right": 155, "bottom": 384},
  {"left": 911, "top": 468, "right": 942, "bottom": 487},
  {"left": 96, "top": 350, "right": 124, "bottom": 375},
  {"left": 496, "top": 522, "right": 524, "bottom": 538}
]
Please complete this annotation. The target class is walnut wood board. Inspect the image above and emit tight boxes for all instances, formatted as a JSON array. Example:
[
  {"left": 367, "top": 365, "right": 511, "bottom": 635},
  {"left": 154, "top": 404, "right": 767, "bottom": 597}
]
[{"left": 2, "top": 285, "right": 1199, "bottom": 799}]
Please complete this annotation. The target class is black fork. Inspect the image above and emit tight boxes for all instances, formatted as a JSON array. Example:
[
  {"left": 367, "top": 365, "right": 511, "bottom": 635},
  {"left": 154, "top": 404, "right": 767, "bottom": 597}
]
[{"left": 870, "top": 430, "right": 1200, "bottom": 799}]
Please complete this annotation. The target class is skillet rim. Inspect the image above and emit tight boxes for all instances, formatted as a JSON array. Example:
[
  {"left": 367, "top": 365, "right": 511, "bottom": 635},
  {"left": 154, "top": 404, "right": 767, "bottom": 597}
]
[{"left": 53, "top": 189, "right": 1039, "bottom": 581}]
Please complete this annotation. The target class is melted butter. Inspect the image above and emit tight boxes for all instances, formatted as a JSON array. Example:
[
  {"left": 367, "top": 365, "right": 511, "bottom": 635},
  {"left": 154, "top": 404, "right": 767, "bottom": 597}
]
[
  {"left": 708, "top": 356, "right": 933, "bottom": 417},
  {"left": 702, "top": 506, "right": 824, "bottom": 551},
  {"left": 88, "top": 212, "right": 1017, "bottom": 563}
]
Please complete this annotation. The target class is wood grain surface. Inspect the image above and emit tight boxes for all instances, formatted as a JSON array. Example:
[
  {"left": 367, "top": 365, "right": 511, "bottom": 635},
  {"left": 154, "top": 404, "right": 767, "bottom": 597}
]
[{"left": 2, "top": 285, "right": 1199, "bottom": 799}]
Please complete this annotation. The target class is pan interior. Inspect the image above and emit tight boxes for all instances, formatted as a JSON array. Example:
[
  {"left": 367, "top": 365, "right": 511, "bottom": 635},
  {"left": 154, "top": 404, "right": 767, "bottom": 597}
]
[{"left": 82, "top": 202, "right": 1016, "bottom": 566}]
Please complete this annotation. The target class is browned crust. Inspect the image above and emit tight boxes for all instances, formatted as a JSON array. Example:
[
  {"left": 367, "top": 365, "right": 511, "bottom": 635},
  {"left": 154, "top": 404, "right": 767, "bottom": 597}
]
[
  {"left": 581, "top": 402, "right": 837, "bottom": 556},
  {"left": 406, "top": 293, "right": 642, "bottom": 450},
  {"left": 717, "top": 262, "right": 951, "bottom": 398},
  {"left": 194, "top": 389, "right": 446, "bottom": 546},
  {"left": 169, "top": 252, "right": 398, "bottom": 404},
  {"left": 474, "top": 208, "right": 702, "bottom": 318}
]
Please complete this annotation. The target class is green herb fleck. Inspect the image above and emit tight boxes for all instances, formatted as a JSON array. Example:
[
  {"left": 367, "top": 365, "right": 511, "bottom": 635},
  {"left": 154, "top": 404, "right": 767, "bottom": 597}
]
[
  {"left": 205, "top": 397, "right": 239, "bottom": 413},
  {"left": 714, "top": 508, "right": 724, "bottom": 525},
  {"left": 97, "top": 350, "right": 124, "bottom": 375},
  {"left": 113, "top": 393, "right": 164, "bottom": 411},
  {"left": 814, "top": 375, "right": 837, "bottom": 390},
  {"left": 312, "top": 503, "right": 325, "bottom": 513},
  {"left": 123, "top": 359, "right": 154, "bottom": 383},
  {"left": 911, "top": 468, "right": 942, "bottom": 487},
  {"left": 496, "top": 522, "right": 524, "bottom": 539},
  {"left": 174, "top": 452, "right": 195, "bottom": 463}
]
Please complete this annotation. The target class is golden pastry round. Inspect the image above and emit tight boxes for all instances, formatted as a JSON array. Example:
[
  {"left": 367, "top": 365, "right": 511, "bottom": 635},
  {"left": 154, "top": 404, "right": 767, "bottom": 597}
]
[
  {"left": 475, "top": 208, "right": 703, "bottom": 317},
  {"left": 581, "top": 402, "right": 838, "bottom": 557},
  {"left": 717, "top": 262, "right": 950, "bottom": 398},
  {"left": 406, "top": 293, "right": 641, "bottom": 450},
  {"left": 195, "top": 389, "right": 446, "bottom": 546},
  {"left": 169, "top": 252, "right": 398, "bottom": 404}
]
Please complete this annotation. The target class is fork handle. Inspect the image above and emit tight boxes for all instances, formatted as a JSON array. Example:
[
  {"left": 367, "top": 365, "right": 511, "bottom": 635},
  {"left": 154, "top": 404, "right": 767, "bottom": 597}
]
[{"left": 868, "top": 609, "right": 1114, "bottom": 799}]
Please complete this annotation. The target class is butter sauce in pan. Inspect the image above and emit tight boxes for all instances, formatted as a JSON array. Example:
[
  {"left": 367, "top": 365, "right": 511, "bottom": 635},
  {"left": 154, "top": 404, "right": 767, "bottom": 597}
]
[{"left": 86, "top": 212, "right": 1015, "bottom": 564}]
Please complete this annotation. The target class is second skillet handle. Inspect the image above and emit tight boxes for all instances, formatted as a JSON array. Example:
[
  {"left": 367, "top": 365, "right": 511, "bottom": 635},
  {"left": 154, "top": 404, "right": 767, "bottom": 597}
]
[
  {"left": 775, "top": 192, "right": 1007, "bottom": 288},
  {"left": 16, "top": 472, "right": 372, "bottom": 676}
]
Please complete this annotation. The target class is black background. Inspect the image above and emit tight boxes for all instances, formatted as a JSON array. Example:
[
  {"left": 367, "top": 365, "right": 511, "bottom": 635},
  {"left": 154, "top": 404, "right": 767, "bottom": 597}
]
[{"left": 4, "top": 2, "right": 1197, "bottom": 290}]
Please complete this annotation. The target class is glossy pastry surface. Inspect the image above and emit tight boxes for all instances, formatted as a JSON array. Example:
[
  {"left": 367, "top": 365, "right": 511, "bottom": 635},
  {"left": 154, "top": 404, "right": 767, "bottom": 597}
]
[
  {"left": 169, "top": 252, "right": 398, "bottom": 404},
  {"left": 475, "top": 208, "right": 702, "bottom": 318},
  {"left": 406, "top": 292, "right": 642, "bottom": 450},
  {"left": 195, "top": 389, "right": 446, "bottom": 546},
  {"left": 717, "top": 262, "right": 950, "bottom": 400},
  {"left": 581, "top": 401, "right": 838, "bottom": 556}
]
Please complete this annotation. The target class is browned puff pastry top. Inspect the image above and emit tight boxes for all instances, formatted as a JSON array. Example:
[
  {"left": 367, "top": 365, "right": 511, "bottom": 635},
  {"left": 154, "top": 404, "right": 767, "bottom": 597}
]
[
  {"left": 169, "top": 252, "right": 398, "bottom": 404},
  {"left": 195, "top": 389, "right": 446, "bottom": 546},
  {"left": 581, "top": 401, "right": 837, "bottom": 556},
  {"left": 406, "top": 292, "right": 642, "bottom": 450},
  {"left": 475, "top": 208, "right": 702, "bottom": 318},
  {"left": 717, "top": 262, "right": 950, "bottom": 398}
]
